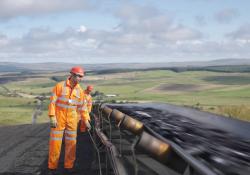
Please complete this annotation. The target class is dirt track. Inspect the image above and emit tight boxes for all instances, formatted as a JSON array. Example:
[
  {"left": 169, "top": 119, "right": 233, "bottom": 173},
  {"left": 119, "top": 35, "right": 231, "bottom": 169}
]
[{"left": 0, "top": 123, "right": 97, "bottom": 175}]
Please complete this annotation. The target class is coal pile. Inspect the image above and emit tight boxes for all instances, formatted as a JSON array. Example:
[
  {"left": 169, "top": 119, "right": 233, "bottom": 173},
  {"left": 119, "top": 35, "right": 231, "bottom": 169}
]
[{"left": 110, "top": 105, "right": 250, "bottom": 175}]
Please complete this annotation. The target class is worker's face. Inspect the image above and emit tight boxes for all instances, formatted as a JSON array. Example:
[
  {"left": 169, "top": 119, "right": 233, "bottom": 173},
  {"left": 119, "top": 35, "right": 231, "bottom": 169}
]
[{"left": 72, "top": 73, "right": 83, "bottom": 84}]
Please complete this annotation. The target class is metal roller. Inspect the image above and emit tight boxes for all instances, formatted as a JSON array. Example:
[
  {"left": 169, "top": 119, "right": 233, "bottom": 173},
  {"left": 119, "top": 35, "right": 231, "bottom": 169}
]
[
  {"left": 120, "top": 115, "right": 144, "bottom": 135},
  {"left": 135, "top": 131, "right": 187, "bottom": 173},
  {"left": 101, "top": 106, "right": 113, "bottom": 119},
  {"left": 110, "top": 109, "right": 126, "bottom": 125},
  {"left": 136, "top": 131, "right": 171, "bottom": 162}
]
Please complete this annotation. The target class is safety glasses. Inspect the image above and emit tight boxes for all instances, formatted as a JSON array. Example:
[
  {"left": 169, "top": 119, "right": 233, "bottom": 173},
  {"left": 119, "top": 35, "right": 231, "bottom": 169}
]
[{"left": 73, "top": 73, "right": 83, "bottom": 78}]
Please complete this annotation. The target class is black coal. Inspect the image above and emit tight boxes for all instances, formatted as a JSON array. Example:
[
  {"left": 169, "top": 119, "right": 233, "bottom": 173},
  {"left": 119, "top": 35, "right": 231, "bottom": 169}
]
[{"left": 110, "top": 105, "right": 250, "bottom": 175}]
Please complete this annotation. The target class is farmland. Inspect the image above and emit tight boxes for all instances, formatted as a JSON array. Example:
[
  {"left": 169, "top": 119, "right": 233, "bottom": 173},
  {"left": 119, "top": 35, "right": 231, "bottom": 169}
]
[{"left": 0, "top": 69, "right": 250, "bottom": 125}]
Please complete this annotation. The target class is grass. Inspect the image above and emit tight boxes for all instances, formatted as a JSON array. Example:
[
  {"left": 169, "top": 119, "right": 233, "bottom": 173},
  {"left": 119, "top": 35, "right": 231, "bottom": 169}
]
[
  {"left": 0, "top": 95, "right": 49, "bottom": 126},
  {"left": 5, "top": 77, "right": 56, "bottom": 94},
  {"left": 93, "top": 70, "right": 250, "bottom": 121},
  {"left": 203, "top": 75, "right": 250, "bottom": 85},
  {"left": 1, "top": 69, "right": 250, "bottom": 125},
  {"left": 216, "top": 105, "right": 250, "bottom": 121}
]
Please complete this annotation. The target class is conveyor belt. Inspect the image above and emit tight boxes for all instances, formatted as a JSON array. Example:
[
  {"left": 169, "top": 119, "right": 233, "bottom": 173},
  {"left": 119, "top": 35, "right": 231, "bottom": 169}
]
[{"left": 107, "top": 103, "right": 250, "bottom": 175}]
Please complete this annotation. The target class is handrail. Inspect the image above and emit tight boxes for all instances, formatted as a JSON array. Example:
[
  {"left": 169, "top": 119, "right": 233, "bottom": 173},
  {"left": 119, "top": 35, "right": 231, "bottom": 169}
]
[{"left": 95, "top": 128, "right": 129, "bottom": 175}]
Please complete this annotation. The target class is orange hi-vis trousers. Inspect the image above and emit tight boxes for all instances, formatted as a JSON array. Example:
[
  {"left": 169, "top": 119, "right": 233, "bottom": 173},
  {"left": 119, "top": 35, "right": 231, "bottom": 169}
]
[{"left": 48, "top": 109, "right": 78, "bottom": 169}]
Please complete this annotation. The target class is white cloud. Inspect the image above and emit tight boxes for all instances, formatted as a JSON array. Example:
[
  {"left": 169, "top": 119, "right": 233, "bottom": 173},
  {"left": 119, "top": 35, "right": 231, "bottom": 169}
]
[
  {"left": 0, "top": 34, "right": 9, "bottom": 46},
  {"left": 77, "top": 25, "right": 87, "bottom": 33},
  {"left": 161, "top": 25, "right": 202, "bottom": 42},
  {"left": 0, "top": 2, "right": 249, "bottom": 63},
  {"left": 0, "top": 0, "right": 93, "bottom": 20},
  {"left": 226, "top": 23, "right": 250, "bottom": 41},
  {"left": 1, "top": 24, "right": 249, "bottom": 63},
  {"left": 214, "top": 8, "right": 239, "bottom": 24},
  {"left": 112, "top": 4, "right": 202, "bottom": 44},
  {"left": 115, "top": 4, "right": 173, "bottom": 33}
]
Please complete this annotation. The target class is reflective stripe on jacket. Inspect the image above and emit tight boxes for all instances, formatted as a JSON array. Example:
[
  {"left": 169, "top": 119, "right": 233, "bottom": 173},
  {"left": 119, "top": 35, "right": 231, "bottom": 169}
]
[{"left": 48, "top": 79, "right": 89, "bottom": 122}]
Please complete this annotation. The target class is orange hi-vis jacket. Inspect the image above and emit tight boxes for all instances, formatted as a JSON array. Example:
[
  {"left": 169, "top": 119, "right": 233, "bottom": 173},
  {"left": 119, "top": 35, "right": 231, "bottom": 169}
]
[
  {"left": 80, "top": 91, "right": 93, "bottom": 132},
  {"left": 48, "top": 79, "right": 89, "bottom": 169},
  {"left": 85, "top": 92, "right": 93, "bottom": 113}
]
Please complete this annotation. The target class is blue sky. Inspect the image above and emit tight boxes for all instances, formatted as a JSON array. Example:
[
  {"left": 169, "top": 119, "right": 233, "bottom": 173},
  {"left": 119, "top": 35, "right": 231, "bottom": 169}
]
[{"left": 0, "top": 0, "right": 249, "bottom": 63}]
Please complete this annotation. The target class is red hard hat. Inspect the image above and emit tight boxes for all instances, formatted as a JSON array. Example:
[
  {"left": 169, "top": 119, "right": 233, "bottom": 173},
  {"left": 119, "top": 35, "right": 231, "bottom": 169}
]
[
  {"left": 87, "top": 85, "right": 94, "bottom": 91},
  {"left": 70, "top": 66, "right": 84, "bottom": 76}
]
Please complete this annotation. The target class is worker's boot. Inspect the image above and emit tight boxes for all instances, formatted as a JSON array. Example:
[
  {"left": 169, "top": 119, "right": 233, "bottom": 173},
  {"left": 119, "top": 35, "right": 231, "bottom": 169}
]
[
  {"left": 64, "top": 168, "right": 78, "bottom": 174},
  {"left": 47, "top": 169, "right": 58, "bottom": 175}
]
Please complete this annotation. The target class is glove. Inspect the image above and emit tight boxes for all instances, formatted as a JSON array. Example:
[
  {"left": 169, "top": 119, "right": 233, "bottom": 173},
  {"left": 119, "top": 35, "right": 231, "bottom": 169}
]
[
  {"left": 50, "top": 116, "right": 57, "bottom": 128},
  {"left": 85, "top": 120, "right": 91, "bottom": 131},
  {"left": 80, "top": 120, "right": 87, "bottom": 133}
]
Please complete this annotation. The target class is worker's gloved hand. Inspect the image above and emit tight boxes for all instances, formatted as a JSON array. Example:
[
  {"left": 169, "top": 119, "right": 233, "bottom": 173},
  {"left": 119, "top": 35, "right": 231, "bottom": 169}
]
[
  {"left": 85, "top": 120, "right": 91, "bottom": 131},
  {"left": 50, "top": 116, "right": 57, "bottom": 128}
]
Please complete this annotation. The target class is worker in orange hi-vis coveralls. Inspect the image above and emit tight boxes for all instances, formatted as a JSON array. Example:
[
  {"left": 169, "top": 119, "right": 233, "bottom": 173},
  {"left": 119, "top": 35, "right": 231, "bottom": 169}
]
[
  {"left": 47, "top": 66, "right": 91, "bottom": 175},
  {"left": 80, "top": 85, "right": 93, "bottom": 132}
]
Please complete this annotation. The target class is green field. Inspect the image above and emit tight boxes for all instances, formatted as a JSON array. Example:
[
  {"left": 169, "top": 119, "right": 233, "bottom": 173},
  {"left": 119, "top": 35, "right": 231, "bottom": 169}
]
[{"left": 1, "top": 69, "right": 250, "bottom": 125}]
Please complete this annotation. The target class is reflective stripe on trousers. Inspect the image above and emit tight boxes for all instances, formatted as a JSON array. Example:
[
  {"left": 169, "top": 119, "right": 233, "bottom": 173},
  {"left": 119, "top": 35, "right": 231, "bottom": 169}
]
[
  {"left": 48, "top": 129, "right": 77, "bottom": 169},
  {"left": 48, "top": 129, "right": 64, "bottom": 169}
]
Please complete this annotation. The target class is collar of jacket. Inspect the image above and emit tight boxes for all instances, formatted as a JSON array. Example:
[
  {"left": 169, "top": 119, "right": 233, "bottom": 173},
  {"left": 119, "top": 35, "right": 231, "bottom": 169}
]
[{"left": 66, "top": 78, "right": 80, "bottom": 89}]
